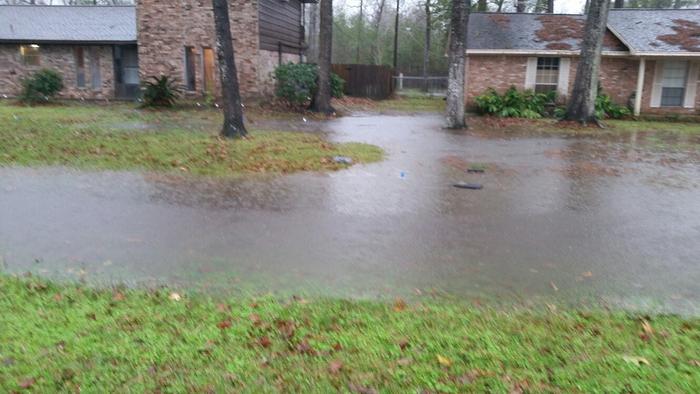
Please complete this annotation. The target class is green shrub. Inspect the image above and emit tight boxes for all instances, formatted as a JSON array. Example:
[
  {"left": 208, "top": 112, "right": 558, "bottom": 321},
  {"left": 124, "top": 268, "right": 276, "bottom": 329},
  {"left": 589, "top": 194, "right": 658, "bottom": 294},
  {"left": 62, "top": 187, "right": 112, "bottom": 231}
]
[
  {"left": 553, "top": 94, "right": 632, "bottom": 120},
  {"left": 20, "top": 69, "right": 64, "bottom": 104},
  {"left": 142, "top": 76, "right": 180, "bottom": 108},
  {"left": 331, "top": 73, "right": 345, "bottom": 99},
  {"left": 595, "top": 93, "right": 631, "bottom": 119},
  {"left": 274, "top": 63, "right": 345, "bottom": 107},
  {"left": 474, "top": 87, "right": 555, "bottom": 119}
]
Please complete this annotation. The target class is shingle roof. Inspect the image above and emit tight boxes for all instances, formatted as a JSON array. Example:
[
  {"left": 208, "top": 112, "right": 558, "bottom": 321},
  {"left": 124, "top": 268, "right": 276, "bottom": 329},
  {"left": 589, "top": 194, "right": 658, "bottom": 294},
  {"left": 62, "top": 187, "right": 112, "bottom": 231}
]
[
  {"left": 608, "top": 9, "right": 700, "bottom": 53},
  {"left": 467, "top": 9, "right": 700, "bottom": 55},
  {"left": 0, "top": 5, "right": 136, "bottom": 44}
]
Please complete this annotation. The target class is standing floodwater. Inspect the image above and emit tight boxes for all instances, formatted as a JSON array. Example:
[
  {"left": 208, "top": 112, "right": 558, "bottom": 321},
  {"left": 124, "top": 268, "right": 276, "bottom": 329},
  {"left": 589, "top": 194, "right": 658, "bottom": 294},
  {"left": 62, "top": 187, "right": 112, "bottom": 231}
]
[{"left": 1, "top": 114, "right": 699, "bottom": 314}]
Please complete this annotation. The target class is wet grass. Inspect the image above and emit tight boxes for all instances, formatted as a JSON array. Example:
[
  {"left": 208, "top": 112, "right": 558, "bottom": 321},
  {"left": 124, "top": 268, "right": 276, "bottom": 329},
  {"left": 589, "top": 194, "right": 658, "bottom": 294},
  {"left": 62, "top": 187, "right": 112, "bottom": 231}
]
[
  {"left": 606, "top": 119, "right": 700, "bottom": 134},
  {"left": 1, "top": 275, "right": 698, "bottom": 393},
  {"left": 334, "top": 93, "right": 446, "bottom": 114},
  {"left": 0, "top": 102, "right": 383, "bottom": 176}
]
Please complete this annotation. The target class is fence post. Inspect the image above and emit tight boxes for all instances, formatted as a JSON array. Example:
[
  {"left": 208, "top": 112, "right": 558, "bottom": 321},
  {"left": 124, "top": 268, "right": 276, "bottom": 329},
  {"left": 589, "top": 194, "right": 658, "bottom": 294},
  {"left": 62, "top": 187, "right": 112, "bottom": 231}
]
[{"left": 398, "top": 73, "right": 403, "bottom": 90}]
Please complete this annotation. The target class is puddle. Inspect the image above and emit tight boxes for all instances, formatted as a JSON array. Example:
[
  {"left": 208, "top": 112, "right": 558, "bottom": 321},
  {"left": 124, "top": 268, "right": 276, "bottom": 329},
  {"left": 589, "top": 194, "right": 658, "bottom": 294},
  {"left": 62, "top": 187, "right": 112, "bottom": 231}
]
[{"left": 1, "top": 114, "right": 699, "bottom": 314}]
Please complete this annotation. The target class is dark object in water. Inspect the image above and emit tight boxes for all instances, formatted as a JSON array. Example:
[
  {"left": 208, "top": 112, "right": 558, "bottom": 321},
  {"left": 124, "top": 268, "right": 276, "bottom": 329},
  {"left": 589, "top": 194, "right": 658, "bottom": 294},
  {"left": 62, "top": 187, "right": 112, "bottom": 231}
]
[
  {"left": 454, "top": 182, "right": 483, "bottom": 190},
  {"left": 467, "top": 168, "right": 485, "bottom": 174}
]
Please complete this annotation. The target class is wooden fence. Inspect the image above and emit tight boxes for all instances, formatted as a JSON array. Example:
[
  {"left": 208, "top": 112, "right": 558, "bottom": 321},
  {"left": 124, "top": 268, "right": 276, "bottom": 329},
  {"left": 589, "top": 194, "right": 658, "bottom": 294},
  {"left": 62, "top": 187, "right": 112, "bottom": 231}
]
[{"left": 331, "top": 64, "right": 395, "bottom": 99}]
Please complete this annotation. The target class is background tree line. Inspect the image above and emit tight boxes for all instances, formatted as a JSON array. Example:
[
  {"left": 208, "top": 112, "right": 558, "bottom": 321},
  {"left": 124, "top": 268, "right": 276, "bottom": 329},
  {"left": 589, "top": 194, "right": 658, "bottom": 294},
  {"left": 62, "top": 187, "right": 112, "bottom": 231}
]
[{"left": 325, "top": 0, "right": 700, "bottom": 76}]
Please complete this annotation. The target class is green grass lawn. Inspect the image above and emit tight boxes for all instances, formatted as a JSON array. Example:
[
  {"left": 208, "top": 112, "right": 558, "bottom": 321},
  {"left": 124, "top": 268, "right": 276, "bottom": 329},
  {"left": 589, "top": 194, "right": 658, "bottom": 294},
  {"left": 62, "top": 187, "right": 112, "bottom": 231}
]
[
  {"left": 0, "top": 102, "right": 383, "bottom": 176},
  {"left": 1, "top": 275, "right": 698, "bottom": 393}
]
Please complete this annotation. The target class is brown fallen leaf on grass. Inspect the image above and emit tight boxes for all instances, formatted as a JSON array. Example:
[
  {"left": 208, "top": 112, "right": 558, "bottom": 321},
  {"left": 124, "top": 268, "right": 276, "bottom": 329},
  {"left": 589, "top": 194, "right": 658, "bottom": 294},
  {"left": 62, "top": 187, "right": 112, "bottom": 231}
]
[
  {"left": 217, "top": 319, "right": 232, "bottom": 330},
  {"left": 276, "top": 320, "right": 296, "bottom": 340},
  {"left": 437, "top": 355, "right": 452, "bottom": 367},
  {"left": 328, "top": 360, "right": 343, "bottom": 374},
  {"left": 640, "top": 320, "right": 654, "bottom": 342},
  {"left": 398, "top": 338, "right": 410, "bottom": 351},
  {"left": 249, "top": 314, "right": 262, "bottom": 327},
  {"left": 690, "top": 360, "right": 700, "bottom": 367},
  {"left": 393, "top": 298, "right": 407, "bottom": 312},
  {"left": 258, "top": 336, "right": 272, "bottom": 348},
  {"left": 112, "top": 292, "right": 125, "bottom": 302},
  {"left": 19, "top": 377, "right": 35, "bottom": 389},
  {"left": 53, "top": 293, "right": 63, "bottom": 302},
  {"left": 296, "top": 339, "right": 317, "bottom": 356},
  {"left": 348, "top": 383, "right": 378, "bottom": 394},
  {"left": 550, "top": 281, "right": 559, "bottom": 292},
  {"left": 332, "top": 343, "right": 343, "bottom": 352},
  {"left": 397, "top": 357, "right": 412, "bottom": 367}
]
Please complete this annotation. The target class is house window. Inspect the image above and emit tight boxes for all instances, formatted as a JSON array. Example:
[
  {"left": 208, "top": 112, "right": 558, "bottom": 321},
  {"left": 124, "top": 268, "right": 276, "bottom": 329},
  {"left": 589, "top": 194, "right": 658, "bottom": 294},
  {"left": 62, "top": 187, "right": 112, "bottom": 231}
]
[
  {"left": 20, "top": 44, "right": 40, "bottom": 66},
  {"left": 203, "top": 47, "right": 216, "bottom": 94},
  {"left": 660, "top": 60, "right": 688, "bottom": 107},
  {"left": 89, "top": 48, "right": 101, "bottom": 90},
  {"left": 535, "top": 57, "right": 560, "bottom": 93},
  {"left": 185, "top": 46, "right": 197, "bottom": 91},
  {"left": 74, "top": 47, "right": 86, "bottom": 88}
]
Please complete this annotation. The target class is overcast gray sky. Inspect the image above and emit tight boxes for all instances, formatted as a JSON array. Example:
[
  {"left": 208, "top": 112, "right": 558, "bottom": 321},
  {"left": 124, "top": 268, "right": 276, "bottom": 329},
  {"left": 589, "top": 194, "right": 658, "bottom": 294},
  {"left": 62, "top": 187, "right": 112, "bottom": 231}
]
[{"left": 337, "top": 0, "right": 584, "bottom": 14}]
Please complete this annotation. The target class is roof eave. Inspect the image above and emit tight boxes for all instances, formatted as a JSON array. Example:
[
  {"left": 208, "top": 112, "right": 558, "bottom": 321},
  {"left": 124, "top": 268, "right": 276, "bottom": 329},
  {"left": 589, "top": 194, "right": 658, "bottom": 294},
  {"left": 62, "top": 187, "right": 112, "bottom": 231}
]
[
  {"left": 634, "top": 51, "right": 700, "bottom": 57},
  {"left": 605, "top": 25, "right": 637, "bottom": 55},
  {"left": 465, "top": 49, "right": 631, "bottom": 57},
  {"left": 0, "top": 39, "right": 136, "bottom": 45}
]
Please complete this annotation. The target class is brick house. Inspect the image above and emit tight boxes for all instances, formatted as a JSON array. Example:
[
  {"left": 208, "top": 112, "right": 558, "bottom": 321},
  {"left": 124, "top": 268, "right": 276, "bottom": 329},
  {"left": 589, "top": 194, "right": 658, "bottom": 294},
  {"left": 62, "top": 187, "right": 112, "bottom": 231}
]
[
  {"left": 466, "top": 9, "right": 700, "bottom": 116},
  {"left": 0, "top": 1, "right": 314, "bottom": 100}
]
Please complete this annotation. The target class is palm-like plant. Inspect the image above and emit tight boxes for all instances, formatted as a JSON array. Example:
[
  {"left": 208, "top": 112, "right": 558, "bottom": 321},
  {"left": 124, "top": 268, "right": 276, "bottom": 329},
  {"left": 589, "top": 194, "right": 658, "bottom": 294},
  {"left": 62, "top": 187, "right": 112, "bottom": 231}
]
[{"left": 142, "top": 76, "right": 181, "bottom": 108}]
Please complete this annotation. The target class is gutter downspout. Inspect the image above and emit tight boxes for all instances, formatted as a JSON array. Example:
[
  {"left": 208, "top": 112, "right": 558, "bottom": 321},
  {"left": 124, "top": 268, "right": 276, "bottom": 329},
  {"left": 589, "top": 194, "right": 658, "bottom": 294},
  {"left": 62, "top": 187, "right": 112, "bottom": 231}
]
[{"left": 634, "top": 58, "right": 645, "bottom": 117}]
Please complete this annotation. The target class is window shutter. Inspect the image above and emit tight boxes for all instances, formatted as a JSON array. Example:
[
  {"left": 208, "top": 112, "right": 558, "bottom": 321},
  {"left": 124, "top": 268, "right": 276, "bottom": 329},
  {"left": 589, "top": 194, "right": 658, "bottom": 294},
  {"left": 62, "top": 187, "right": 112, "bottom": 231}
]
[
  {"left": 525, "top": 57, "right": 537, "bottom": 90},
  {"left": 557, "top": 58, "right": 571, "bottom": 99},
  {"left": 683, "top": 61, "right": 698, "bottom": 109},
  {"left": 650, "top": 61, "right": 663, "bottom": 108}
]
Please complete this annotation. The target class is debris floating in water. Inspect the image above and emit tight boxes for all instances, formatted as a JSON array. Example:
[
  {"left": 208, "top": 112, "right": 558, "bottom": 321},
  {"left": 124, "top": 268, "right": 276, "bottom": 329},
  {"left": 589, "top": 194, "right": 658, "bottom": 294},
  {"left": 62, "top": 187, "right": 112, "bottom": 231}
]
[
  {"left": 453, "top": 182, "right": 483, "bottom": 190},
  {"left": 467, "top": 168, "right": 486, "bottom": 174},
  {"left": 333, "top": 156, "right": 353, "bottom": 165}
]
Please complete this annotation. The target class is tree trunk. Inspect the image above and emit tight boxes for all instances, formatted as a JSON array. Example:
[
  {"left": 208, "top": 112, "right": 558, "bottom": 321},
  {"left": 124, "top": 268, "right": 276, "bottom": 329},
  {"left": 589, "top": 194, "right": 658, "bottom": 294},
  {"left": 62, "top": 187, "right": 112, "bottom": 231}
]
[
  {"left": 212, "top": 0, "right": 247, "bottom": 138},
  {"left": 311, "top": 0, "right": 334, "bottom": 114},
  {"left": 564, "top": 0, "right": 611, "bottom": 124},
  {"left": 446, "top": 0, "right": 469, "bottom": 129},
  {"left": 393, "top": 0, "right": 400, "bottom": 71},
  {"left": 516, "top": 0, "right": 526, "bottom": 12},
  {"left": 356, "top": 0, "right": 363, "bottom": 63},
  {"left": 477, "top": 0, "right": 487, "bottom": 11},
  {"left": 547, "top": 0, "right": 555, "bottom": 13},
  {"left": 423, "top": 0, "right": 431, "bottom": 92},
  {"left": 496, "top": 0, "right": 505, "bottom": 12},
  {"left": 371, "top": 0, "right": 386, "bottom": 65},
  {"left": 614, "top": 0, "right": 624, "bottom": 8}
]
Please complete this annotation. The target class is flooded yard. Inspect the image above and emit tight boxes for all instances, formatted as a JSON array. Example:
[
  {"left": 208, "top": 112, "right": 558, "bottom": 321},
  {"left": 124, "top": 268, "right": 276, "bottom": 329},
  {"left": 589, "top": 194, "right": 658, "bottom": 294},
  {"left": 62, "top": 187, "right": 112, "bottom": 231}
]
[{"left": 1, "top": 114, "right": 699, "bottom": 314}]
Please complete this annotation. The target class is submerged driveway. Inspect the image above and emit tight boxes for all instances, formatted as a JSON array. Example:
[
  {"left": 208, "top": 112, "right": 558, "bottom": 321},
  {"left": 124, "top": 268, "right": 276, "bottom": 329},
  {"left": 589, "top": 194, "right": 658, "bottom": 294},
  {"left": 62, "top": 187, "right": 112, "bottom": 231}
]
[{"left": 1, "top": 114, "right": 699, "bottom": 313}]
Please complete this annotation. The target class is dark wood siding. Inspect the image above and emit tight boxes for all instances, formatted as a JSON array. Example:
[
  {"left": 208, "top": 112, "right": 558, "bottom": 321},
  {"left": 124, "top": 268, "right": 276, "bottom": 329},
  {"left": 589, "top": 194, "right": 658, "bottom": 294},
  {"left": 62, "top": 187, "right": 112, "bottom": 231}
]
[{"left": 258, "top": 0, "right": 303, "bottom": 54}]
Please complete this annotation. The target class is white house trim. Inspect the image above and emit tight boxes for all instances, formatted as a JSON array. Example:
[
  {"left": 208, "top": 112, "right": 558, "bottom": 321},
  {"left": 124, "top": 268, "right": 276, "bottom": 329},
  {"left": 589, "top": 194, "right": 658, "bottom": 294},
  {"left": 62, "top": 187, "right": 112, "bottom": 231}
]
[
  {"left": 650, "top": 60, "right": 664, "bottom": 108},
  {"left": 557, "top": 57, "right": 571, "bottom": 98},
  {"left": 634, "top": 58, "right": 646, "bottom": 116},
  {"left": 524, "top": 57, "right": 537, "bottom": 90},
  {"left": 465, "top": 49, "right": 630, "bottom": 57},
  {"left": 683, "top": 61, "right": 699, "bottom": 108}
]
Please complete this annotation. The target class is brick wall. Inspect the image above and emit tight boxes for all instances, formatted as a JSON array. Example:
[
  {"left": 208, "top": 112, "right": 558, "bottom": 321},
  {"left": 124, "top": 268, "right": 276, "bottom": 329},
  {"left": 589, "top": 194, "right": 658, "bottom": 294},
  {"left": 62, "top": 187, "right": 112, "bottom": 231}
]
[
  {"left": 136, "top": 0, "right": 264, "bottom": 99},
  {"left": 465, "top": 55, "right": 528, "bottom": 106},
  {"left": 465, "top": 54, "right": 699, "bottom": 115},
  {"left": 0, "top": 44, "right": 114, "bottom": 100}
]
